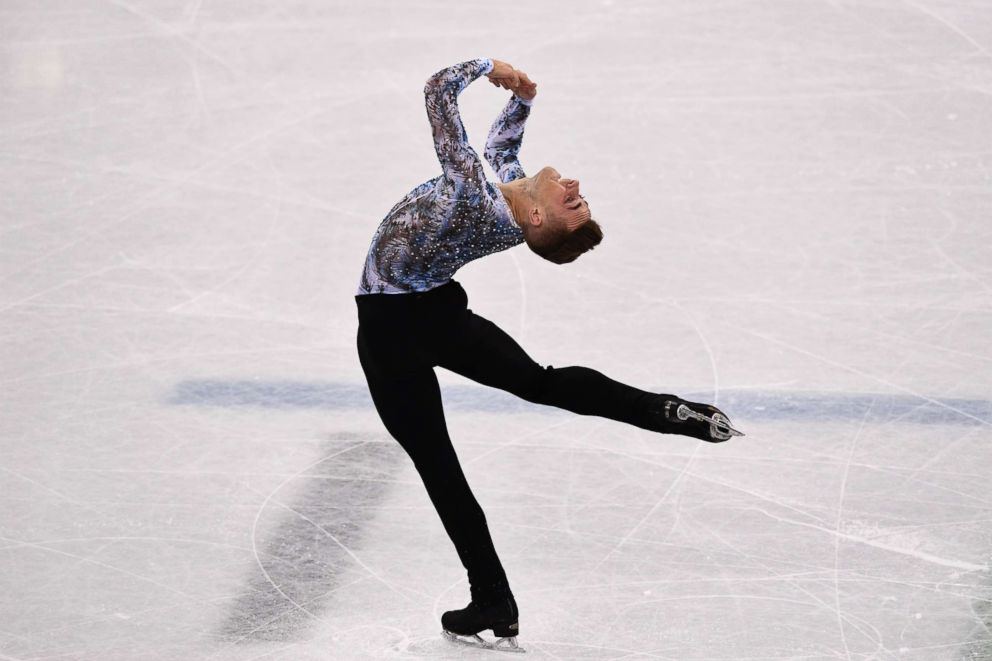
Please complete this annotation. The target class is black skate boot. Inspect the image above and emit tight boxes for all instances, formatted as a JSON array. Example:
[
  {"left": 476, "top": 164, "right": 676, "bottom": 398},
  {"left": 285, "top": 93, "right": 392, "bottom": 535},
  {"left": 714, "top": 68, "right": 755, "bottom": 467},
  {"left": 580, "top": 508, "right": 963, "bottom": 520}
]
[
  {"left": 441, "top": 592, "right": 523, "bottom": 653},
  {"left": 648, "top": 395, "right": 743, "bottom": 442}
]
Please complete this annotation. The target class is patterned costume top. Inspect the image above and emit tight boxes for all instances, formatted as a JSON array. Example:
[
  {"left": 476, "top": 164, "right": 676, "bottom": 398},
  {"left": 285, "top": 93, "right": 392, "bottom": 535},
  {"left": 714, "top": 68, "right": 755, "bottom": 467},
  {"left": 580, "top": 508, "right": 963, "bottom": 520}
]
[{"left": 356, "top": 58, "right": 532, "bottom": 295}]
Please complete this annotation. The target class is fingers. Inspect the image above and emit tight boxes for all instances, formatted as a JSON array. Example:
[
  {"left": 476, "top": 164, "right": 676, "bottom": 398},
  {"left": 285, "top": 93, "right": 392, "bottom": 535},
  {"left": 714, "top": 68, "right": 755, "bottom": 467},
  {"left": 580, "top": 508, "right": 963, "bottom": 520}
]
[
  {"left": 488, "top": 74, "right": 520, "bottom": 90},
  {"left": 486, "top": 64, "right": 537, "bottom": 99},
  {"left": 512, "top": 73, "right": 537, "bottom": 100},
  {"left": 511, "top": 70, "right": 536, "bottom": 98}
]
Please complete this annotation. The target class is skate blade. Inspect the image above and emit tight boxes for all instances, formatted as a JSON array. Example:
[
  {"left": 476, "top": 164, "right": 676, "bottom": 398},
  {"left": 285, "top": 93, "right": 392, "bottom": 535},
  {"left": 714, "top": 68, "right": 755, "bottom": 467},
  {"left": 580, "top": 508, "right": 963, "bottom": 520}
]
[
  {"left": 676, "top": 405, "right": 745, "bottom": 438},
  {"left": 442, "top": 630, "right": 526, "bottom": 653},
  {"left": 711, "top": 413, "right": 745, "bottom": 439}
]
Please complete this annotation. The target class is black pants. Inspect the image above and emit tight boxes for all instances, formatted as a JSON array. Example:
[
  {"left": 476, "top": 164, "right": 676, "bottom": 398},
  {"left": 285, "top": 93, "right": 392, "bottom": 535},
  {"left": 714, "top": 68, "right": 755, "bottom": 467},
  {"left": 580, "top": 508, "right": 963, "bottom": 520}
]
[{"left": 356, "top": 280, "right": 659, "bottom": 601}]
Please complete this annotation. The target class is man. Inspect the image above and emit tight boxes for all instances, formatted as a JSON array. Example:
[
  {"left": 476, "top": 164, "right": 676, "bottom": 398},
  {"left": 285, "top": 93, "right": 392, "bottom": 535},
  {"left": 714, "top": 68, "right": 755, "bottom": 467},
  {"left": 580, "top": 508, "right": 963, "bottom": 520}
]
[{"left": 355, "top": 58, "right": 740, "bottom": 651}]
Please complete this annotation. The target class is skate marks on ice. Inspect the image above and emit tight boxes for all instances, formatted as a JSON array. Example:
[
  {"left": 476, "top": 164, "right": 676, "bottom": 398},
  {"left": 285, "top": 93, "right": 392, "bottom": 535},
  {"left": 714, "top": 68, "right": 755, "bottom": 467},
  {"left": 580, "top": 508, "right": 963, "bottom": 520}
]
[
  {"left": 394, "top": 635, "right": 530, "bottom": 659},
  {"left": 215, "top": 436, "right": 407, "bottom": 643},
  {"left": 171, "top": 379, "right": 991, "bottom": 426},
  {"left": 962, "top": 567, "right": 992, "bottom": 661}
]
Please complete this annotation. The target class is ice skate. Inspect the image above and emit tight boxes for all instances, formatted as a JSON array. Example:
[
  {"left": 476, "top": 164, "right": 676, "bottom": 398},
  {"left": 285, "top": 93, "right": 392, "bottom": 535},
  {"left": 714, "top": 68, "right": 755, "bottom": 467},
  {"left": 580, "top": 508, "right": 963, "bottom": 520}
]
[
  {"left": 670, "top": 401, "right": 744, "bottom": 439},
  {"left": 650, "top": 396, "right": 744, "bottom": 442},
  {"left": 441, "top": 593, "right": 524, "bottom": 653},
  {"left": 442, "top": 629, "right": 525, "bottom": 653}
]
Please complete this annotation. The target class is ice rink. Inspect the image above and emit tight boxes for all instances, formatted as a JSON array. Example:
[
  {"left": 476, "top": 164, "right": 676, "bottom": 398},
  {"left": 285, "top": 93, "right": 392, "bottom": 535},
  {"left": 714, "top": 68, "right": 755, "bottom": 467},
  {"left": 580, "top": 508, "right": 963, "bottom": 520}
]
[{"left": 2, "top": 0, "right": 991, "bottom": 659}]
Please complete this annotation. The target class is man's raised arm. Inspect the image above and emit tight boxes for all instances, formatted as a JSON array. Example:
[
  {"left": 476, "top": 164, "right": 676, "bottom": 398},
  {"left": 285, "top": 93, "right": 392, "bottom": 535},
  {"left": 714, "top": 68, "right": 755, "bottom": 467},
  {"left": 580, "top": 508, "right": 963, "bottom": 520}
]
[
  {"left": 423, "top": 59, "right": 494, "bottom": 183},
  {"left": 485, "top": 68, "right": 536, "bottom": 183},
  {"left": 484, "top": 96, "right": 532, "bottom": 184}
]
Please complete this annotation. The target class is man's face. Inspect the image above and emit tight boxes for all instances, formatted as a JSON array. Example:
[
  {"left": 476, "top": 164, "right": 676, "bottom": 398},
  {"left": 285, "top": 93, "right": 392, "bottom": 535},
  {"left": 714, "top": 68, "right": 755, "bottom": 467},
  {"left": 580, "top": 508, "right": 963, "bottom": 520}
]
[{"left": 534, "top": 166, "right": 590, "bottom": 230}]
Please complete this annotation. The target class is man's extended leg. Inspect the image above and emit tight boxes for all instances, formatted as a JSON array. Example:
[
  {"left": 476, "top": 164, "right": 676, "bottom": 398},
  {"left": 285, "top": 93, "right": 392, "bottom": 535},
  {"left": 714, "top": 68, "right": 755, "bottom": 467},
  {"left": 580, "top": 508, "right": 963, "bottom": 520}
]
[
  {"left": 436, "top": 307, "right": 737, "bottom": 441},
  {"left": 357, "top": 330, "right": 510, "bottom": 598},
  {"left": 436, "top": 309, "right": 662, "bottom": 429}
]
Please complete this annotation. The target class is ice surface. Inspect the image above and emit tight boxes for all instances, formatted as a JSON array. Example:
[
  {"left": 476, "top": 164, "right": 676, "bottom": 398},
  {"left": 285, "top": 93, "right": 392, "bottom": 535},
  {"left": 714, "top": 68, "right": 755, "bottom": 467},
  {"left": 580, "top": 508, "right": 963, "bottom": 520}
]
[{"left": 2, "top": 0, "right": 991, "bottom": 659}]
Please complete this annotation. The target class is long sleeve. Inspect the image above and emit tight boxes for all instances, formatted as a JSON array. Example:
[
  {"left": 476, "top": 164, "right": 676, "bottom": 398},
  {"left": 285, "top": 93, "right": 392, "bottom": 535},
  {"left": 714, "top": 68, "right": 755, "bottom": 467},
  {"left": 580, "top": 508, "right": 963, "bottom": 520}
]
[
  {"left": 424, "top": 58, "right": 494, "bottom": 183},
  {"left": 484, "top": 95, "right": 532, "bottom": 183},
  {"left": 356, "top": 59, "right": 526, "bottom": 295}
]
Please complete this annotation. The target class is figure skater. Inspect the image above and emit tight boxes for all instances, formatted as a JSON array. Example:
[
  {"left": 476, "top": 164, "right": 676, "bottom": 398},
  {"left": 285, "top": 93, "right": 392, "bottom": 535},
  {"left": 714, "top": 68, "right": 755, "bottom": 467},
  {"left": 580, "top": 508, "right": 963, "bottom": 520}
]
[{"left": 355, "top": 58, "right": 741, "bottom": 652}]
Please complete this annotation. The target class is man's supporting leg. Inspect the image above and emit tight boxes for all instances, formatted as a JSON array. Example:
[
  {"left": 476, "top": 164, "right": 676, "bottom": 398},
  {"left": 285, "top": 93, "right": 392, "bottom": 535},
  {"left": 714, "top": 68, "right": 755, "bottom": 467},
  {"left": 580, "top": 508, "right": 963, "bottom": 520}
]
[
  {"left": 357, "top": 332, "right": 510, "bottom": 600},
  {"left": 437, "top": 310, "right": 661, "bottom": 431}
]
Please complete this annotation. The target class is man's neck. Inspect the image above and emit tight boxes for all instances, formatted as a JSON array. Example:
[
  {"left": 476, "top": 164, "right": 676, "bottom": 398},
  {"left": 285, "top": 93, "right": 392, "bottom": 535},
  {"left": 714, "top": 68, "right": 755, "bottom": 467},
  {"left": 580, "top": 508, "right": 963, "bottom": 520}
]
[{"left": 496, "top": 178, "right": 533, "bottom": 229}]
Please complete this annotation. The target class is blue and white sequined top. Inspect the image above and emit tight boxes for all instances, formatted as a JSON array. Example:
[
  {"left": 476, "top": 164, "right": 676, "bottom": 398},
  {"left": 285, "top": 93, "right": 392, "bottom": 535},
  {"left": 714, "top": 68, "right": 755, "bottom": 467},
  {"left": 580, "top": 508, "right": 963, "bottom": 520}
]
[{"left": 356, "top": 58, "right": 531, "bottom": 295}]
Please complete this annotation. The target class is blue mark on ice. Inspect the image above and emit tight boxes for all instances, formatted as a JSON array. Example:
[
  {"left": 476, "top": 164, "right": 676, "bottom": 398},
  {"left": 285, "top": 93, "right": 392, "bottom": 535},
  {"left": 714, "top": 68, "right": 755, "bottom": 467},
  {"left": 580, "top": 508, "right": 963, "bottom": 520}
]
[
  {"left": 709, "top": 389, "right": 989, "bottom": 426},
  {"left": 169, "top": 380, "right": 990, "bottom": 426}
]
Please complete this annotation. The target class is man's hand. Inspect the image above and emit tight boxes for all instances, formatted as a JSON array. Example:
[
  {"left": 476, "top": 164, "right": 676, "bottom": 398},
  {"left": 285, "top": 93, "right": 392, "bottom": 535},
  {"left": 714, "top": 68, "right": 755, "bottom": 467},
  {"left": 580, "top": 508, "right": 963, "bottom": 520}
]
[
  {"left": 512, "top": 71, "right": 537, "bottom": 100},
  {"left": 487, "top": 60, "right": 537, "bottom": 101}
]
